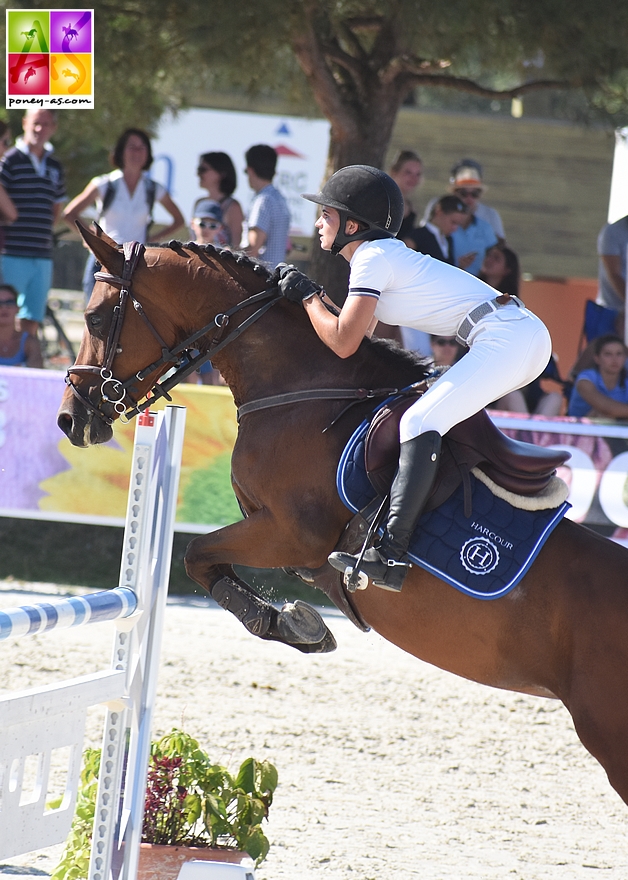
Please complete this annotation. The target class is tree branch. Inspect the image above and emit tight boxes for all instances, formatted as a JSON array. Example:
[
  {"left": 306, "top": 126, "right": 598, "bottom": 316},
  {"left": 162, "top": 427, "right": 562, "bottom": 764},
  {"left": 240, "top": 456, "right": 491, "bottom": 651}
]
[{"left": 404, "top": 71, "right": 572, "bottom": 98}]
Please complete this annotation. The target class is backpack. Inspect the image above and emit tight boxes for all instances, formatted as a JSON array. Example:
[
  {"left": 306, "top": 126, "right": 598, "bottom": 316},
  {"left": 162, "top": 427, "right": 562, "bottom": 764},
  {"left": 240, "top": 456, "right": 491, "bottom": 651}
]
[{"left": 99, "top": 176, "right": 157, "bottom": 239}]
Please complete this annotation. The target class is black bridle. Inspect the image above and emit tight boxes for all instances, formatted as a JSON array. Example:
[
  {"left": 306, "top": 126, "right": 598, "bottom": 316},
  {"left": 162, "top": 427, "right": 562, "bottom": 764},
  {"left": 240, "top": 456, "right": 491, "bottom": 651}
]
[{"left": 64, "top": 240, "right": 283, "bottom": 425}]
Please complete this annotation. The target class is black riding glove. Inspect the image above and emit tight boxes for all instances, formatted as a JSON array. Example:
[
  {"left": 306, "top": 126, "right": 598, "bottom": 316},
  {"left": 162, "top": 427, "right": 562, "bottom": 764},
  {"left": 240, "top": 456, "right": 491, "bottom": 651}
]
[{"left": 276, "top": 264, "right": 323, "bottom": 305}]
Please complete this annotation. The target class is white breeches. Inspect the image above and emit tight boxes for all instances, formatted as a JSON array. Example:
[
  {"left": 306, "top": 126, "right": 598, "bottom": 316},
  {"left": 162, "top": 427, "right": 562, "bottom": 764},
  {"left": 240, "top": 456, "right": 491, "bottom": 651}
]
[{"left": 399, "top": 304, "right": 552, "bottom": 443}]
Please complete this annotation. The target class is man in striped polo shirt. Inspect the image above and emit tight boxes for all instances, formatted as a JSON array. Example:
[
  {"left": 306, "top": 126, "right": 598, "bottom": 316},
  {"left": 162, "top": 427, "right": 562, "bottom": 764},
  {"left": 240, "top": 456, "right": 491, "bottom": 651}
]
[{"left": 0, "top": 109, "right": 66, "bottom": 336}]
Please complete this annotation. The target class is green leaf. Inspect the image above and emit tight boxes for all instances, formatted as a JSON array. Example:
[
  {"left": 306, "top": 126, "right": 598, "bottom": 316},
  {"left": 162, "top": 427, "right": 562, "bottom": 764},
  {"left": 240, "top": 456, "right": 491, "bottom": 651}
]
[{"left": 235, "top": 757, "right": 256, "bottom": 794}]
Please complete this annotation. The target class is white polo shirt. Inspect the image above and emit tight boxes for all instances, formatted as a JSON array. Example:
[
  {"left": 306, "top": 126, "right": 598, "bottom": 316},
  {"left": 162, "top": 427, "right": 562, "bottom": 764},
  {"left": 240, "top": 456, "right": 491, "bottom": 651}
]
[{"left": 348, "top": 237, "right": 498, "bottom": 337}]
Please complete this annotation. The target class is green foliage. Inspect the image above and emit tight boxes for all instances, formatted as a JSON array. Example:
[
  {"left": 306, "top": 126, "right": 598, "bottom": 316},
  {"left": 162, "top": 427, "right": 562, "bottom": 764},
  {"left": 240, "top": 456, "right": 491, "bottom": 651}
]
[
  {"left": 52, "top": 730, "right": 278, "bottom": 877},
  {"left": 178, "top": 452, "right": 243, "bottom": 527},
  {"left": 1, "top": 0, "right": 627, "bottom": 195}
]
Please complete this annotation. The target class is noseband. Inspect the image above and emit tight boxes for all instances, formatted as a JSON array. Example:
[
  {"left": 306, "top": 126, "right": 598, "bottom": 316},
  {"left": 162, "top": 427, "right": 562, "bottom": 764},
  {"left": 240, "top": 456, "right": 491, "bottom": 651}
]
[{"left": 64, "top": 240, "right": 282, "bottom": 426}]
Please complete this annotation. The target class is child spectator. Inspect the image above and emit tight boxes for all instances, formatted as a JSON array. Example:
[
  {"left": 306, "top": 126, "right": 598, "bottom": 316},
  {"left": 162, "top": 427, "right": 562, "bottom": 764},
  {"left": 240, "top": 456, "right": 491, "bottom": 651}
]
[{"left": 190, "top": 199, "right": 229, "bottom": 247}]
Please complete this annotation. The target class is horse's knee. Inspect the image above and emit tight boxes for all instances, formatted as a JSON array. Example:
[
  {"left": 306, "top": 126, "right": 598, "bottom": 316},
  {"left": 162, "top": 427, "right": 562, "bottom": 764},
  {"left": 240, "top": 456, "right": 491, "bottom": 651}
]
[{"left": 184, "top": 536, "right": 218, "bottom": 584}]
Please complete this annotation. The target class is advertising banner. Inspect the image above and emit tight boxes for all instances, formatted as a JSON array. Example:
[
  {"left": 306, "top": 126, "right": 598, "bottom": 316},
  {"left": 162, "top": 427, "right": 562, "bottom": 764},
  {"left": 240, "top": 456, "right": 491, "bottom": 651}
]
[
  {"left": 2, "top": 366, "right": 628, "bottom": 539},
  {"left": 150, "top": 108, "right": 330, "bottom": 238},
  {"left": 0, "top": 366, "right": 241, "bottom": 532}
]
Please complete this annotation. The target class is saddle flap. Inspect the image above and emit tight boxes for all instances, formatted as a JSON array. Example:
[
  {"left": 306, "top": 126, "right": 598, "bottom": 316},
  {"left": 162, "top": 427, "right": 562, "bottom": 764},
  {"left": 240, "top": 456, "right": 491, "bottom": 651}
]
[{"left": 364, "top": 395, "right": 571, "bottom": 501}]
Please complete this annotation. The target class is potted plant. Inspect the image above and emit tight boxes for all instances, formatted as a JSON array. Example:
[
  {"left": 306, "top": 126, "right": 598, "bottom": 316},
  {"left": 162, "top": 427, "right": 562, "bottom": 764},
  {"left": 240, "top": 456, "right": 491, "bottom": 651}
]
[{"left": 52, "top": 728, "right": 278, "bottom": 880}]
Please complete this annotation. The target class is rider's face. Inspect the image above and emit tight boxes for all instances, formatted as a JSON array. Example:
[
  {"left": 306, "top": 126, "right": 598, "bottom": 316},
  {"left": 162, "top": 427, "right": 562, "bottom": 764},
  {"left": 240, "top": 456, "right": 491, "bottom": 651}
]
[{"left": 315, "top": 206, "right": 340, "bottom": 251}]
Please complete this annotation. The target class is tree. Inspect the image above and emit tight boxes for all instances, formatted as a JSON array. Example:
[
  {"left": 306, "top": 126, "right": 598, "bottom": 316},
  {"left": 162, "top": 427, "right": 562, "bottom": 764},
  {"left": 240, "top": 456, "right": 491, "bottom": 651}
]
[
  {"left": 180, "top": 0, "right": 628, "bottom": 292},
  {"left": 2, "top": 1, "right": 627, "bottom": 291}
]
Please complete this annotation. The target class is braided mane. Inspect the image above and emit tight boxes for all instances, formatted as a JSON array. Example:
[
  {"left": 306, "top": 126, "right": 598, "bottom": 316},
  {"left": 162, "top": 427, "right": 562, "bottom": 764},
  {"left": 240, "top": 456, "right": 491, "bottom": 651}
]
[{"left": 158, "top": 239, "right": 431, "bottom": 380}]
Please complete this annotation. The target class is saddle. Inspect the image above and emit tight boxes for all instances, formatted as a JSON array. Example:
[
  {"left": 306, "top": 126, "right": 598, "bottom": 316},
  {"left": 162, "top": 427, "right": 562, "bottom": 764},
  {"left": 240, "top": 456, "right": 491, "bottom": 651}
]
[{"left": 365, "top": 393, "right": 570, "bottom": 513}]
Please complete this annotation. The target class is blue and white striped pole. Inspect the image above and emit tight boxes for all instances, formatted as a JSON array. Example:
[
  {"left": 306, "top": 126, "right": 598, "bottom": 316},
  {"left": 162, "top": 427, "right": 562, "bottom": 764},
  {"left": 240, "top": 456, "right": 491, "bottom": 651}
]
[{"left": 0, "top": 587, "right": 137, "bottom": 641}]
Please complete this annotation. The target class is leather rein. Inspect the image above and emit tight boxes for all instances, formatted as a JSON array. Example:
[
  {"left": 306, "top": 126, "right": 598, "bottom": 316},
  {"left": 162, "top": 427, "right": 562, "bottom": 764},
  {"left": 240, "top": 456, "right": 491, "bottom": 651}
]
[{"left": 65, "top": 240, "right": 404, "bottom": 427}]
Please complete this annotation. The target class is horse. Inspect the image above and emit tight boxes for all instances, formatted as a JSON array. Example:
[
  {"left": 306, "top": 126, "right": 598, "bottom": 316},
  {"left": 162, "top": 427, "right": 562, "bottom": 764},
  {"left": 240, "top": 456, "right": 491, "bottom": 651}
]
[{"left": 58, "top": 222, "right": 628, "bottom": 807}]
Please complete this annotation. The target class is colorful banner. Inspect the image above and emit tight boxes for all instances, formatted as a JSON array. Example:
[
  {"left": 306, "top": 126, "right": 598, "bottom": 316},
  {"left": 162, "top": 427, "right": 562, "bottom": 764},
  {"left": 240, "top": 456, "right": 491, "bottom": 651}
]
[
  {"left": 2, "top": 365, "right": 628, "bottom": 538},
  {"left": 0, "top": 366, "right": 241, "bottom": 532},
  {"left": 6, "top": 9, "right": 94, "bottom": 109}
]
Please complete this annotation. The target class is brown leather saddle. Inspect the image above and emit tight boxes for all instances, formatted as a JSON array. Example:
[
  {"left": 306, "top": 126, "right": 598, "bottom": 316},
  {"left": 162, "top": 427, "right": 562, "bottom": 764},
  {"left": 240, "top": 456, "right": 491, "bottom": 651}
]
[{"left": 364, "top": 393, "right": 570, "bottom": 514}]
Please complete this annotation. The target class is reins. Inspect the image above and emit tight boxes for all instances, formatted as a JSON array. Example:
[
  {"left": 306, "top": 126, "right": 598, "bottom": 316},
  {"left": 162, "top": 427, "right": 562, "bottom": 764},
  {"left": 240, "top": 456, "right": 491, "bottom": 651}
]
[
  {"left": 65, "top": 240, "right": 283, "bottom": 425},
  {"left": 66, "top": 239, "right": 418, "bottom": 429}
]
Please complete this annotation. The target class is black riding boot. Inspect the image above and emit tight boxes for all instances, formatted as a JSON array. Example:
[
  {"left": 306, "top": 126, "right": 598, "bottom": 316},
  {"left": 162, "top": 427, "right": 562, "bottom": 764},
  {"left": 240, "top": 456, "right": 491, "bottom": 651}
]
[{"left": 329, "top": 431, "right": 442, "bottom": 592}]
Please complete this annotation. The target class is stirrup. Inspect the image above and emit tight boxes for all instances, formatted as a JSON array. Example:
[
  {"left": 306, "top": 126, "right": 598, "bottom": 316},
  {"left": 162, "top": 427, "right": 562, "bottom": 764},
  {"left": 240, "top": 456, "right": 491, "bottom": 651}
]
[{"left": 328, "top": 550, "right": 410, "bottom": 593}]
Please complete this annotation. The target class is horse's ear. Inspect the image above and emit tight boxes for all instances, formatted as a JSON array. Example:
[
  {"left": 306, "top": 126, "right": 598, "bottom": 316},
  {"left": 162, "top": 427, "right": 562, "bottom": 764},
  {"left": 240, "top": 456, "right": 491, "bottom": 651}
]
[{"left": 75, "top": 219, "right": 124, "bottom": 275}]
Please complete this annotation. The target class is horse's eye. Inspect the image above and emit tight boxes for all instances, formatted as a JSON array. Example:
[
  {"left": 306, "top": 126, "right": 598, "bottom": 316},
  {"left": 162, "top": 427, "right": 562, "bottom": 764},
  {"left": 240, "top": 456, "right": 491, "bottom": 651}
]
[{"left": 87, "top": 313, "right": 102, "bottom": 329}]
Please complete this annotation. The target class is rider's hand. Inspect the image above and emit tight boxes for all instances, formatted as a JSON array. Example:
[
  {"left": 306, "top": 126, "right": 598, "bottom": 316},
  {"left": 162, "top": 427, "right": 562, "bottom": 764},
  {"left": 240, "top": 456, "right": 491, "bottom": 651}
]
[{"left": 276, "top": 264, "right": 323, "bottom": 305}]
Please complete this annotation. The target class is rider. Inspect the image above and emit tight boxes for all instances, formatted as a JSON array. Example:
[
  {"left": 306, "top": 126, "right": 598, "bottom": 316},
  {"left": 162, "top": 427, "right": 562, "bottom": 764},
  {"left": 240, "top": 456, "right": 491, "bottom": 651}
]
[{"left": 276, "top": 165, "right": 552, "bottom": 592}]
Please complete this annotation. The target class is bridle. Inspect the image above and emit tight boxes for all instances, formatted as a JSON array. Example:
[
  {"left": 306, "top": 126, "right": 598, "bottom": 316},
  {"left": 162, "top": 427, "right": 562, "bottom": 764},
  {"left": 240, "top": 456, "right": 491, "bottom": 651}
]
[
  {"left": 65, "top": 239, "right": 412, "bottom": 430},
  {"left": 64, "top": 240, "right": 283, "bottom": 426}
]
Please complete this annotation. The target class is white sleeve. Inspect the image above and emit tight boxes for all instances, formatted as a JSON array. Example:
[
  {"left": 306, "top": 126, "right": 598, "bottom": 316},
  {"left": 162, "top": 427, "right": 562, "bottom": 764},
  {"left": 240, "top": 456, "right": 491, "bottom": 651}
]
[{"left": 348, "top": 247, "right": 394, "bottom": 300}]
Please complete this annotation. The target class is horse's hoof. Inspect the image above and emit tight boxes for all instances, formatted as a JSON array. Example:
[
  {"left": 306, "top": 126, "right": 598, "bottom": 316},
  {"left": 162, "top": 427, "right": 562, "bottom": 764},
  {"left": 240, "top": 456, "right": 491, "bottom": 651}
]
[{"left": 277, "top": 600, "right": 327, "bottom": 644}]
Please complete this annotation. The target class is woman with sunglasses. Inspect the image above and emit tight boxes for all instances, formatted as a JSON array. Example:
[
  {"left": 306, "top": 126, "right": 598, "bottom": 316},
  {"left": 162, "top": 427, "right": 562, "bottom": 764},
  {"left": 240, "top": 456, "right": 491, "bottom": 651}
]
[
  {"left": 0, "top": 284, "right": 42, "bottom": 367},
  {"left": 195, "top": 151, "right": 244, "bottom": 248},
  {"left": 276, "top": 165, "right": 551, "bottom": 592}
]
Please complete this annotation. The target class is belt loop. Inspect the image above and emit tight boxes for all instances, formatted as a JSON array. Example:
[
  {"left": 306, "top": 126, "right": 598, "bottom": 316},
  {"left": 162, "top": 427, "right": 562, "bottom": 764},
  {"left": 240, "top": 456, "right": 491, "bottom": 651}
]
[{"left": 456, "top": 295, "right": 522, "bottom": 345}]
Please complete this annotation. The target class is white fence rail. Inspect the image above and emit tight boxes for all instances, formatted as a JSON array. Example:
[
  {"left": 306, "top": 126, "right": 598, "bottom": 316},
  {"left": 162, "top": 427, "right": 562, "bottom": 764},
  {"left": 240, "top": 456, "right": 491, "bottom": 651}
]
[{"left": 0, "top": 405, "right": 186, "bottom": 880}]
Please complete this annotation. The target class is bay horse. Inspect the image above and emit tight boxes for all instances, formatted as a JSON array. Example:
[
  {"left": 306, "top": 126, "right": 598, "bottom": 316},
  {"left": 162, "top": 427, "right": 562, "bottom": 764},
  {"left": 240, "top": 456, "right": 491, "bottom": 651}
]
[{"left": 58, "top": 223, "right": 628, "bottom": 807}]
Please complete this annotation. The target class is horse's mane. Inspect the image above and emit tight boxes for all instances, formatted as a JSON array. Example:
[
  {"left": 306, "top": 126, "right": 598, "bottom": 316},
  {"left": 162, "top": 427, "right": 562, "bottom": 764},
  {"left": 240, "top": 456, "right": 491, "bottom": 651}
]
[{"left": 163, "top": 240, "right": 272, "bottom": 279}]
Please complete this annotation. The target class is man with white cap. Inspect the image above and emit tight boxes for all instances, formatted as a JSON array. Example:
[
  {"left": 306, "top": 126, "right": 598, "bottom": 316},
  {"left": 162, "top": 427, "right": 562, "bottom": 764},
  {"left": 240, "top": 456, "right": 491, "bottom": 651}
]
[{"left": 448, "top": 159, "right": 499, "bottom": 276}]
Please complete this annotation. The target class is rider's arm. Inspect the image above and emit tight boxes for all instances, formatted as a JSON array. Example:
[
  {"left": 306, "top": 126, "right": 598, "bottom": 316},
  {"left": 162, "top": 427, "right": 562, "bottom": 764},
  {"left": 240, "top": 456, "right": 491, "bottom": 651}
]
[
  {"left": 575, "top": 377, "right": 628, "bottom": 419},
  {"left": 149, "top": 191, "right": 186, "bottom": 241},
  {"left": 303, "top": 292, "right": 378, "bottom": 358},
  {"left": 62, "top": 180, "right": 101, "bottom": 229}
]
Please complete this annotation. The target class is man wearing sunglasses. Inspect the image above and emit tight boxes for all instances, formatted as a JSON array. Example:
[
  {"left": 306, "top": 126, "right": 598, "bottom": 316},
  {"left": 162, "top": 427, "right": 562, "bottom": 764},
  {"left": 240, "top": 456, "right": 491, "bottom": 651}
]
[{"left": 448, "top": 161, "right": 500, "bottom": 277}]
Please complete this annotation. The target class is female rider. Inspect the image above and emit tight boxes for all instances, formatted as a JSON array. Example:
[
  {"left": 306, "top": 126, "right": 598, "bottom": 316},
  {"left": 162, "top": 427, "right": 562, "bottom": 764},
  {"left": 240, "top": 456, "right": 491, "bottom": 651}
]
[{"left": 276, "top": 165, "right": 552, "bottom": 592}]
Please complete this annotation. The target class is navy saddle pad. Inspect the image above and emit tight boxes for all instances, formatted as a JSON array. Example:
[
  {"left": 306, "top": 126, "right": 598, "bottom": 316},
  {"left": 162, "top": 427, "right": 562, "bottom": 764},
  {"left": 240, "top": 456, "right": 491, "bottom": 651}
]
[{"left": 337, "top": 417, "right": 570, "bottom": 600}]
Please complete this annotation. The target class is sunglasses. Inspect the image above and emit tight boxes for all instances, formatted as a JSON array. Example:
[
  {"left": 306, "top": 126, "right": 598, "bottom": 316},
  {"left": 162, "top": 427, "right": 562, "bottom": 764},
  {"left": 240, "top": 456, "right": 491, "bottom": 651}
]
[
  {"left": 197, "top": 165, "right": 211, "bottom": 174},
  {"left": 455, "top": 189, "right": 482, "bottom": 199},
  {"left": 433, "top": 338, "right": 458, "bottom": 346},
  {"left": 0, "top": 299, "right": 17, "bottom": 306},
  {"left": 196, "top": 220, "right": 220, "bottom": 229}
]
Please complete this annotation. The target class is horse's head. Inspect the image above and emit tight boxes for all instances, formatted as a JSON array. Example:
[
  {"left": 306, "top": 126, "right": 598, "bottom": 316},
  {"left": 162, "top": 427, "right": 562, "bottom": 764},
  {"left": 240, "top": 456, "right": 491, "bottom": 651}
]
[{"left": 58, "top": 223, "right": 278, "bottom": 446}]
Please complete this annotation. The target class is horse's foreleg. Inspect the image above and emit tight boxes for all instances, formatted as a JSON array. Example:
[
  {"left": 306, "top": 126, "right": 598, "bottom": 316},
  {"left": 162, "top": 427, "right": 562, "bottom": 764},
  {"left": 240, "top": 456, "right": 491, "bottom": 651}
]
[{"left": 184, "top": 515, "right": 337, "bottom": 653}]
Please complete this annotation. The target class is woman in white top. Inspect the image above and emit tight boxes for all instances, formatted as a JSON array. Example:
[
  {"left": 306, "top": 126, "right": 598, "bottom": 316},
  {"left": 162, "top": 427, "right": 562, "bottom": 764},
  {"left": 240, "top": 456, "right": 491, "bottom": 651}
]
[
  {"left": 276, "top": 165, "right": 551, "bottom": 592},
  {"left": 64, "top": 128, "right": 185, "bottom": 299}
]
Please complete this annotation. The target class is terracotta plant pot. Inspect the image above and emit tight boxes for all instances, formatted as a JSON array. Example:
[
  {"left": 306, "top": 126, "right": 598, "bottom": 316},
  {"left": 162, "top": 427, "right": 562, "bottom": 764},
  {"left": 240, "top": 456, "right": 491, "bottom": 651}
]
[{"left": 136, "top": 844, "right": 253, "bottom": 880}]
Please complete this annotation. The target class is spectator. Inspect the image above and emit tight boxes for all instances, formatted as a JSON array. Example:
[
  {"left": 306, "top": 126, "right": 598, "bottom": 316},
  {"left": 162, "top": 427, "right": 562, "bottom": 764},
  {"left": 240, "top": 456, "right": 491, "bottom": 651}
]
[
  {"left": 389, "top": 150, "right": 424, "bottom": 247},
  {"left": 480, "top": 244, "right": 563, "bottom": 416},
  {"left": 0, "top": 109, "right": 66, "bottom": 336},
  {"left": 595, "top": 214, "right": 628, "bottom": 324},
  {"left": 568, "top": 334, "right": 628, "bottom": 419},
  {"left": 448, "top": 162, "right": 498, "bottom": 275},
  {"left": 478, "top": 243, "right": 520, "bottom": 296},
  {"left": 190, "top": 199, "right": 229, "bottom": 247},
  {"left": 195, "top": 151, "right": 244, "bottom": 248},
  {"left": 409, "top": 194, "right": 467, "bottom": 263},
  {"left": 189, "top": 200, "right": 228, "bottom": 385},
  {"left": 0, "top": 122, "right": 17, "bottom": 258},
  {"left": 429, "top": 334, "right": 466, "bottom": 367},
  {"left": 63, "top": 128, "right": 185, "bottom": 301},
  {"left": 0, "top": 283, "right": 43, "bottom": 368},
  {"left": 244, "top": 144, "right": 290, "bottom": 268},
  {"left": 449, "top": 158, "right": 505, "bottom": 242}
]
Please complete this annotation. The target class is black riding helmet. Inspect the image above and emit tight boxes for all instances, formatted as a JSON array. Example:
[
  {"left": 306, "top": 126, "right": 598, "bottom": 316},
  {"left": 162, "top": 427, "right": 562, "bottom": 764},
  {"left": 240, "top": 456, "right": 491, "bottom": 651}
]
[{"left": 302, "top": 165, "right": 404, "bottom": 255}]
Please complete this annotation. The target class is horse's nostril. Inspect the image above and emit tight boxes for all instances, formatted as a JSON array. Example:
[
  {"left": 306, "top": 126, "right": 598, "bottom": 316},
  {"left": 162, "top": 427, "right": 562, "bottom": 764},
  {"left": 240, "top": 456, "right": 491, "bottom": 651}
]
[{"left": 57, "top": 411, "right": 73, "bottom": 437}]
